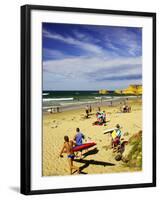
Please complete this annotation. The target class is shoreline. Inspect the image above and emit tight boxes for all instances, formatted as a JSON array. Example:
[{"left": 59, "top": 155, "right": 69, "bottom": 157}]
[{"left": 43, "top": 95, "right": 141, "bottom": 113}]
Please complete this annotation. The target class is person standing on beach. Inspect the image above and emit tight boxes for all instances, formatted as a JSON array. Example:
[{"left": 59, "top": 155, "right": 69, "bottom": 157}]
[
  {"left": 85, "top": 105, "right": 89, "bottom": 118},
  {"left": 111, "top": 124, "right": 122, "bottom": 148},
  {"left": 57, "top": 106, "right": 60, "bottom": 113},
  {"left": 59, "top": 136, "right": 80, "bottom": 175},
  {"left": 115, "top": 124, "right": 122, "bottom": 139},
  {"left": 74, "top": 128, "right": 85, "bottom": 146},
  {"left": 50, "top": 108, "right": 53, "bottom": 114},
  {"left": 89, "top": 104, "right": 92, "bottom": 113},
  {"left": 74, "top": 128, "right": 85, "bottom": 158}
]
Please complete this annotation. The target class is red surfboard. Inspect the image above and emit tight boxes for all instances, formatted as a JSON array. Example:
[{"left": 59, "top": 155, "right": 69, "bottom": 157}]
[{"left": 73, "top": 142, "right": 96, "bottom": 152}]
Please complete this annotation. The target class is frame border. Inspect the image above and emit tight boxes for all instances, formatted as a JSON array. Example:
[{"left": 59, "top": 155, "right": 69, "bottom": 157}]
[{"left": 20, "top": 4, "right": 156, "bottom": 195}]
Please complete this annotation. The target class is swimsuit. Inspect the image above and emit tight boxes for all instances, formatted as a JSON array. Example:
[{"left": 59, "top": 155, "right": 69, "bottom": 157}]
[{"left": 67, "top": 154, "right": 75, "bottom": 159}]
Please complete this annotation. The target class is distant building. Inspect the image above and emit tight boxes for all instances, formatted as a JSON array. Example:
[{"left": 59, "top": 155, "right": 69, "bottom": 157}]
[{"left": 115, "top": 85, "right": 142, "bottom": 95}]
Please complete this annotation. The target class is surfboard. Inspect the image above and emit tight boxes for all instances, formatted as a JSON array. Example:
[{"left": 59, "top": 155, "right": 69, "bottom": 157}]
[
  {"left": 73, "top": 142, "right": 96, "bottom": 152},
  {"left": 103, "top": 128, "right": 117, "bottom": 134}
]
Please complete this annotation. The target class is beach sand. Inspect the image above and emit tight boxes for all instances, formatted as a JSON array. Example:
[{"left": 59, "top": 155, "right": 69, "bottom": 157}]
[{"left": 42, "top": 98, "right": 142, "bottom": 176}]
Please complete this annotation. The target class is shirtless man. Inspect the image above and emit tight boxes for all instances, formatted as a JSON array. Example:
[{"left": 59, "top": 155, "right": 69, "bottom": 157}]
[{"left": 60, "top": 136, "right": 80, "bottom": 175}]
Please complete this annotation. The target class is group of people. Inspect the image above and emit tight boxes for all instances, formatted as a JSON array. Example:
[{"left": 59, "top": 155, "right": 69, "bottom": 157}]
[
  {"left": 59, "top": 124, "right": 124, "bottom": 175},
  {"left": 49, "top": 106, "right": 60, "bottom": 114},
  {"left": 59, "top": 128, "right": 85, "bottom": 175},
  {"left": 121, "top": 104, "right": 131, "bottom": 113},
  {"left": 59, "top": 102, "right": 127, "bottom": 175},
  {"left": 96, "top": 110, "right": 106, "bottom": 124},
  {"left": 59, "top": 123, "right": 125, "bottom": 175},
  {"left": 85, "top": 105, "right": 92, "bottom": 118}
]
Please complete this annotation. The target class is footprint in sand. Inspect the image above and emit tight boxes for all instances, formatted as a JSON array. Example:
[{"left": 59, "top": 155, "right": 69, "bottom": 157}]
[
  {"left": 51, "top": 125, "right": 58, "bottom": 129},
  {"left": 66, "top": 128, "right": 71, "bottom": 131}
]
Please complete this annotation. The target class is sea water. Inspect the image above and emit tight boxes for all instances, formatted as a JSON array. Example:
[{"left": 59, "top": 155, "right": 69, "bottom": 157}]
[{"left": 42, "top": 90, "right": 136, "bottom": 112}]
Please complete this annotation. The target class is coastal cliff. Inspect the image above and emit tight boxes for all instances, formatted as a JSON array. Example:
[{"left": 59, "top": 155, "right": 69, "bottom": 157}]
[{"left": 115, "top": 85, "right": 142, "bottom": 95}]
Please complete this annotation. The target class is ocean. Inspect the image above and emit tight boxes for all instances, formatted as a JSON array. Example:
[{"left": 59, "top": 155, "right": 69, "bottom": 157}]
[{"left": 42, "top": 90, "right": 134, "bottom": 112}]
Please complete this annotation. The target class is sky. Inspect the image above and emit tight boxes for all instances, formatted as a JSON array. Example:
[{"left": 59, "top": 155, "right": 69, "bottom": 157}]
[{"left": 42, "top": 23, "right": 142, "bottom": 91}]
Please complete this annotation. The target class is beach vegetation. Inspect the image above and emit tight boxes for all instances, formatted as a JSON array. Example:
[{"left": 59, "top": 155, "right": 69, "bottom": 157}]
[{"left": 123, "top": 130, "right": 142, "bottom": 169}]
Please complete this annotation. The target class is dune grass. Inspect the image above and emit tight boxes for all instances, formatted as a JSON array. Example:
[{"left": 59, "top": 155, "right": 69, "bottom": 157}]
[{"left": 123, "top": 130, "right": 142, "bottom": 169}]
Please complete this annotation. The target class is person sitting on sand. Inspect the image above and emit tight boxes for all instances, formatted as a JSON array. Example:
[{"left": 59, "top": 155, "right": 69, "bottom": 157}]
[
  {"left": 126, "top": 105, "right": 131, "bottom": 112},
  {"left": 93, "top": 111, "right": 104, "bottom": 125},
  {"left": 59, "top": 135, "right": 80, "bottom": 175},
  {"left": 102, "top": 111, "right": 106, "bottom": 123},
  {"left": 122, "top": 104, "right": 127, "bottom": 112},
  {"left": 97, "top": 111, "right": 106, "bottom": 124},
  {"left": 122, "top": 104, "right": 131, "bottom": 113},
  {"left": 96, "top": 112, "right": 103, "bottom": 125},
  {"left": 96, "top": 111, "right": 100, "bottom": 118},
  {"left": 74, "top": 128, "right": 85, "bottom": 158}
]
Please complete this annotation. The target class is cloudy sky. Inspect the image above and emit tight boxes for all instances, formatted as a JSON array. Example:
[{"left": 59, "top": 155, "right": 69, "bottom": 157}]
[{"left": 42, "top": 23, "right": 142, "bottom": 91}]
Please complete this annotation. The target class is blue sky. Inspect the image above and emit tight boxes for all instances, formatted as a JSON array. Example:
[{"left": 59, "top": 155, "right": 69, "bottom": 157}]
[{"left": 42, "top": 23, "right": 142, "bottom": 90}]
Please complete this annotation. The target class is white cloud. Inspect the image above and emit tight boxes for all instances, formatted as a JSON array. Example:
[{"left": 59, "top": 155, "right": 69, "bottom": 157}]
[
  {"left": 43, "top": 55, "right": 142, "bottom": 87},
  {"left": 43, "top": 55, "right": 141, "bottom": 73},
  {"left": 100, "top": 27, "right": 142, "bottom": 56},
  {"left": 43, "top": 29, "right": 104, "bottom": 55},
  {"left": 43, "top": 48, "right": 67, "bottom": 59},
  {"left": 42, "top": 26, "right": 142, "bottom": 90}
]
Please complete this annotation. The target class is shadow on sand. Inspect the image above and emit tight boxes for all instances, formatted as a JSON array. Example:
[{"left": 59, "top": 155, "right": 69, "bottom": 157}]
[
  {"left": 81, "top": 116, "right": 91, "bottom": 120},
  {"left": 82, "top": 147, "right": 99, "bottom": 158},
  {"left": 74, "top": 159, "right": 115, "bottom": 172}
]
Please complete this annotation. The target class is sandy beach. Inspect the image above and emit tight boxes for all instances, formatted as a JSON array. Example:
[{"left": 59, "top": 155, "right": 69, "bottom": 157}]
[{"left": 42, "top": 98, "right": 142, "bottom": 176}]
